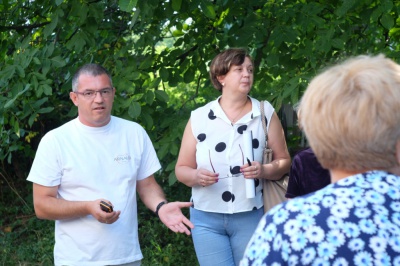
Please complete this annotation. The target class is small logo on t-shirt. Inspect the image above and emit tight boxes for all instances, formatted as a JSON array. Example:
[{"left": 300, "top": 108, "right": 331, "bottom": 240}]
[{"left": 114, "top": 154, "right": 131, "bottom": 164}]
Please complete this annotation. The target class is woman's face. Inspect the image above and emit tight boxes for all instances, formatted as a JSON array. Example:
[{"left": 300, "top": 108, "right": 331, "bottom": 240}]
[{"left": 218, "top": 56, "right": 254, "bottom": 94}]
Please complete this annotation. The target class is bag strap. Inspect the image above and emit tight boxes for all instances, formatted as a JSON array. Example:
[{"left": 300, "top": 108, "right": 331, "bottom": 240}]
[{"left": 260, "top": 101, "right": 268, "bottom": 143}]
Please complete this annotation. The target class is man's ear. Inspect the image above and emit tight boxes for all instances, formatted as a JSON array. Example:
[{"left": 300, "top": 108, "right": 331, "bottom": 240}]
[
  {"left": 70, "top": 91, "right": 78, "bottom": 106},
  {"left": 396, "top": 140, "right": 400, "bottom": 164}
]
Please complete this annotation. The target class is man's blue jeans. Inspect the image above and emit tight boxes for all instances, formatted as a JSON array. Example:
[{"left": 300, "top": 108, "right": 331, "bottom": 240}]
[{"left": 190, "top": 207, "right": 264, "bottom": 266}]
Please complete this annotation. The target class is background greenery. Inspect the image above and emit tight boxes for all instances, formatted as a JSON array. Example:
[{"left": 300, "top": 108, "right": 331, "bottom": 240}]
[{"left": 1, "top": 0, "right": 399, "bottom": 265}]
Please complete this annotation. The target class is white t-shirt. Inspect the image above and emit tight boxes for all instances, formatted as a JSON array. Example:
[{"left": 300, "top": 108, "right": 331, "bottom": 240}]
[
  {"left": 190, "top": 96, "right": 274, "bottom": 213},
  {"left": 27, "top": 116, "right": 161, "bottom": 265}
]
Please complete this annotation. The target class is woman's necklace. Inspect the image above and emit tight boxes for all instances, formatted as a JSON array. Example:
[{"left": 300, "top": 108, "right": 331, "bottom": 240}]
[{"left": 222, "top": 98, "right": 248, "bottom": 125}]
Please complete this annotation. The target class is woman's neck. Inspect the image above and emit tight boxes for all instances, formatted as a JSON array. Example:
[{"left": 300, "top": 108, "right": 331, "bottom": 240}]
[
  {"left": 329, "top": 168, "right": 366, "bottom": 183},
  {"left": 219, "top": 96, "right": 250, "bottom": 124}
]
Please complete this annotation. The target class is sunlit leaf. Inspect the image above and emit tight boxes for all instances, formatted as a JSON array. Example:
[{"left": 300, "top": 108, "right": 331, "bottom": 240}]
[
  {"left": 172, "top": 30, "right": 184, "bottom": 37},
  {"left": 13, "top": 121, "right": 20, "bottom": 137},
  {"left": 200, "top": 1, "right": 216, "bottom": 19}
]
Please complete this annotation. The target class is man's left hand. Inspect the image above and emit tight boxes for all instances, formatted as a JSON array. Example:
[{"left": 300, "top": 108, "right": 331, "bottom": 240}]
[{"left": 158, "top": 202, "right": 194, "bottom": 235}]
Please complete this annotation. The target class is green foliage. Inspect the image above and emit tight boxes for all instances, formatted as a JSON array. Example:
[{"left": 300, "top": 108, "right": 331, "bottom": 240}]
[
  {"left": 0, "top": 172, "right": 54, "bottom": 265},
  {"left": 1, "top": 1, "right": 400, "bottom": 177},
  {"left": 1, "top": 0, "right": 400, "bottom": 263},
  {"left": 138, "top": 180, "right": 198, "bottom": 265}
]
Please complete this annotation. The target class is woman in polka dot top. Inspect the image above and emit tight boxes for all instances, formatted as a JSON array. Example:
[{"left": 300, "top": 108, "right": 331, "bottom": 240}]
[{"left": 175, "top": 48, "right": 291, "bottom": 265}]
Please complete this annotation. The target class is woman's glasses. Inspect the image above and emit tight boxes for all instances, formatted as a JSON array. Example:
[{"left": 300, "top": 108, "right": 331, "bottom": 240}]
[{"left": 218, "top": 173, "right": 244, "bottom": 180}]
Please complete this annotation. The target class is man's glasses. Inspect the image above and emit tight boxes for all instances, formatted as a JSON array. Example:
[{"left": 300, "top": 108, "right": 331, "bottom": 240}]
[{"left": 74, "top": 88, "right": 113, "bottom": 99}]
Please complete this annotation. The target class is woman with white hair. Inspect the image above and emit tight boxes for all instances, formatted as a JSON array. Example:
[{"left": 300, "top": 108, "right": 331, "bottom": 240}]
[{"left": 241, "top": 54, "right": 400, "bottom": 265}]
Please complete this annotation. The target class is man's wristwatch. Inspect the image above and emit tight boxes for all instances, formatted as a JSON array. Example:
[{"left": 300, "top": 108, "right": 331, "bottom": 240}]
[{"left": 155, "top": 201, "right": 168, "bottom": 217}]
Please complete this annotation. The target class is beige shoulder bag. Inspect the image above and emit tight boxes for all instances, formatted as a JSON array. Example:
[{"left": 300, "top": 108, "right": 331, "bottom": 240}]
[{"left": 260, "top": 101, "right": 289, "bottom": 213}]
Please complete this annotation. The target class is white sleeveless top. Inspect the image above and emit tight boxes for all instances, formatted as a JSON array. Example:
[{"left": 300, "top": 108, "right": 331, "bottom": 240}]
[{"left": 190, "top": 96, "right": 274, "bottom": 213}]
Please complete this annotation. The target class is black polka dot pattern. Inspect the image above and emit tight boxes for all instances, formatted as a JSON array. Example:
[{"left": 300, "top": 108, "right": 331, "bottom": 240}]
[
  {"left": 208, "top": 109, "right": 217, "bottom": 120},
  {"left": 215, "top": 142, "right": 226, "bottom": 152},
  {"left": 197, "top": 133, "right": 206, "bottom": 142},
  {"left": 222, "top": 191, "right": 235, "bottom": 202},
  {"left": 230, "top": 166, "right": 241, "bottom": 175},
  {"left": 237, "top": 125, "right": 247, "bottom": 134},
  {"left": 252, "top": 138, "right": 260, "bottom": 149}
]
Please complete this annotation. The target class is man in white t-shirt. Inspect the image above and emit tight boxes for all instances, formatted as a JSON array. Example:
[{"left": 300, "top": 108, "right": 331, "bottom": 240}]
[{"left": 27, "top": 63, "right": 194, "bottom": 266}]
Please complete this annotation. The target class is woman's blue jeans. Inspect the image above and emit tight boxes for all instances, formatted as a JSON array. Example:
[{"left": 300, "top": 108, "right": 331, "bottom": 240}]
[{"left": 190, "top": 207, "right": 263, "bottom": 266}]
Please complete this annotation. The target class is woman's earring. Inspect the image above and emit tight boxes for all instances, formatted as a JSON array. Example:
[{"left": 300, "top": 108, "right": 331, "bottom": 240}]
[{"left": 221, "top": 82, "right": 225, "bottom": 87}]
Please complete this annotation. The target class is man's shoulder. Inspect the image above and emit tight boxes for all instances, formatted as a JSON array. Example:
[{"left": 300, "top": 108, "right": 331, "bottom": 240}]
[
  {"left": 112, "top": 116, "right": 140, "bottom": 126},
  {"left": 111, "top": 116, "right": 145, "bottom": 131},
  {"left": 44, "top": 119, "right": 76, "bottom": 136}
]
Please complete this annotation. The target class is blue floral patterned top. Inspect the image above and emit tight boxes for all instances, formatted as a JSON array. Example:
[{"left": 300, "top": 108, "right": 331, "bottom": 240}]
[{"left": 241, "top": 170, "right": 400, "bottom": 265}]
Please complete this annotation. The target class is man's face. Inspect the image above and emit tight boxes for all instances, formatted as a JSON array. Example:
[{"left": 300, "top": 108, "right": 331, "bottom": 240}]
[{"left": 69, "top": 73, "right": 115, "bottom": 127}]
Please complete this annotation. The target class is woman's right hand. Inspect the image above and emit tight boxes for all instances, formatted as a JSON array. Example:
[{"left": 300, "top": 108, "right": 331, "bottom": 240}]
[{"left": 196, "top": 169, "right": 219, "bottom": 187}]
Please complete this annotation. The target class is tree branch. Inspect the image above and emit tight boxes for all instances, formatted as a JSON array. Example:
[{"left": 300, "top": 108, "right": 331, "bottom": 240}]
[
  {"left": 0, "top": 21, "right": 50, "bottom": 32},
  {"left": 176, "top": 45, "right": 199, "bottom": 65}
]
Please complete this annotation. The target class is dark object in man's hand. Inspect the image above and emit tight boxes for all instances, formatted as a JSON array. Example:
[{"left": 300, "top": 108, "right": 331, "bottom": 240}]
[{"left": 100, "top": 201, "right": 113, "bottom": 213}]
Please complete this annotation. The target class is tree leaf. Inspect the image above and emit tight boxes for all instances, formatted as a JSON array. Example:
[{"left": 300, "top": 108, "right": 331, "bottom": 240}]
[
  {"left": 0, "top": 65, "right": 16, "bottom": 82},
  {"left": 183, "top": 67, "right": 195, "bottom": 83},
  {"left": 144, "top": 90, "right": 155, "bottom": 105},
  {"left": 28, "top": 113, "right": 37, "bottom": 127},
  {"left": 171, "top": 0, "right": 182, "bottom": 11},
  {"left": 159, "top": 67, "right": 169, "bottom": 81},
  {"left": 43, "top": 12, "right": 59, "bottom": 38},
  {"left": 335, "top": 0, "right": 356, "bottom": 17},
  {"left": 200, "top": 1, "right": 216, "bottom": 19},
  {"left": 4, "top": 85, "right": 30, "bottom": 109},
  {"left": 31, "top": 97, "right": 48, "bottom": 109},
  {"left": 37, "top": 107, "right": 55, "bottom": 114},
  {"left": 13, "top": 121, "right": 20, "bottom": 138},
  {"left": 42, "top": 84, "right": 53, "bottom": 96},
  {"left": 154, "top": 90, "right": 169, "bottom": 102},
  {"left": 172, "top": 30, "right": 184, "bottom": 37},
  {"left": 119, "top": 0, "right": 138, "bottom": 12},
  {"left": 128, "top": 101, "right": 141, "bottom": 119},
  {"left": 381, "top": 13, "right": 394, "bottom": 30},
  {"left": 50, "top": 56, "right": 66, "bottom": 68},
  {"left": 66, "top": 32, "right": 87, "bottom": 53}
]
